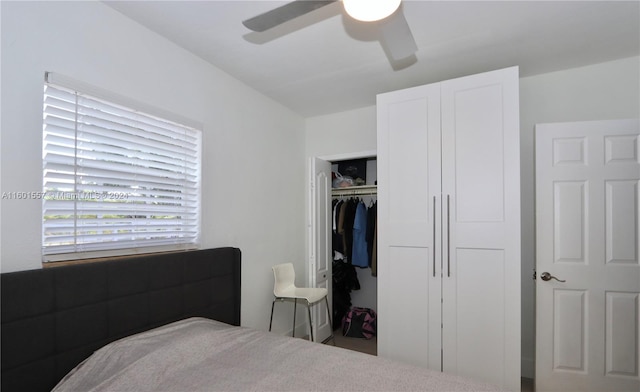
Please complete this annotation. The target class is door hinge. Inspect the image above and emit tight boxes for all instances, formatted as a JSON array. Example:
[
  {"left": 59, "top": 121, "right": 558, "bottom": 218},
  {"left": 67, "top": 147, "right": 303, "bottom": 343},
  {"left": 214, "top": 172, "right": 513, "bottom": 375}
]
[{"left": 532, "top": 268, "right": 536, "bottom": 281}]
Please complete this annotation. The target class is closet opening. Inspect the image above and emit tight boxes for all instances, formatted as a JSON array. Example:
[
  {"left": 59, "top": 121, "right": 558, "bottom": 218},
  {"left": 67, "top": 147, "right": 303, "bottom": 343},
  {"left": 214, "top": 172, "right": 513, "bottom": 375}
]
[{"left": 329, "top": 157, "right": 377, "bottom": 356}]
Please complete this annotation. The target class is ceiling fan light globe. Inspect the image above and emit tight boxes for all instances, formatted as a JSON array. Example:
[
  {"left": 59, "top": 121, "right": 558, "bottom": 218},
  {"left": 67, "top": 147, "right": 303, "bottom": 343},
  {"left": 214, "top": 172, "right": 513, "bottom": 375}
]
[{"left": 343, "top": 0, "right": 402, "bottom": 22}]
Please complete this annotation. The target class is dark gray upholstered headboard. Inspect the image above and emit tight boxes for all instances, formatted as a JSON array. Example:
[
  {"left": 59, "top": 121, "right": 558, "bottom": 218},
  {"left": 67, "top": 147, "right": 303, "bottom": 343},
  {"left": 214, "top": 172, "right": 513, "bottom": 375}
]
[{"left": 1, "top": 247, "right": 241, "bottom": 392}]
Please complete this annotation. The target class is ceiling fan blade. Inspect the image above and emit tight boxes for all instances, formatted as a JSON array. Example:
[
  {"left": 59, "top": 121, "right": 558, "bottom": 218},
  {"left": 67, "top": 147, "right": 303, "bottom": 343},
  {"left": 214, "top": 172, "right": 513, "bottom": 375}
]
[
  {"left": 379, "top": 9, "right": 417, "bottom": 61},
  {"left": 243, "top": 0, "right": 337, "bottom": 32}
]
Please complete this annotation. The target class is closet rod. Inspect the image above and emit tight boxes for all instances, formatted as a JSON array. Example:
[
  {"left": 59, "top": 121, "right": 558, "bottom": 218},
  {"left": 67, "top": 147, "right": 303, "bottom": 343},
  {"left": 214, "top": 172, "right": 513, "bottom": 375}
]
[{"left": 331, "top": 185, "right": 377, "bottom": 197}]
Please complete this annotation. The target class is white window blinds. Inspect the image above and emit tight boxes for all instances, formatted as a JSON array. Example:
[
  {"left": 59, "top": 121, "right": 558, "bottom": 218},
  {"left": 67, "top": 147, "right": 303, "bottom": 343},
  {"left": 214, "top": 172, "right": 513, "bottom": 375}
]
[{"left": 42, "top": 81, "right": 201, "bottom": 261}]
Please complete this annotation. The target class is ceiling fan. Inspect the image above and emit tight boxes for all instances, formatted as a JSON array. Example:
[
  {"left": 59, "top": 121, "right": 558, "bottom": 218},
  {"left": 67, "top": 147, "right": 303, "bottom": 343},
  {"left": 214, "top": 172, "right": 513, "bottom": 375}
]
[{"left": 242, "top": 0, "right": 418, "bottom": 61}]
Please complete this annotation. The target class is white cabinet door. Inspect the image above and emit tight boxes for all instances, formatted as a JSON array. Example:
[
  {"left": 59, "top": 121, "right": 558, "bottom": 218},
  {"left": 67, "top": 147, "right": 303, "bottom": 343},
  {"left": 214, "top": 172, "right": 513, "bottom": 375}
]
[
  {"left": 377, "top": 82, "right": 442, "bottom": 369},
  {"left": 440, "top": 67, "right": 521, "bottom": 391},
  {"left": 535, "top": 119, "right": 640, "bottom": 392}
]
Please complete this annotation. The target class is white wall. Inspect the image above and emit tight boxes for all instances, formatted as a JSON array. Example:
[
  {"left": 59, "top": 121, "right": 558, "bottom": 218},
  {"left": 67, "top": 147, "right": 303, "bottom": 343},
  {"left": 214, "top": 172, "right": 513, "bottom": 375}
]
[
  {"left": 0, "top": 0, "right": 306, "bottom": 331},
  {"left": 306, "top": 106, "right": 377, "bottom": 158},
  {"left": 305, "top": 56, "right": 640, "bottom": 378}
]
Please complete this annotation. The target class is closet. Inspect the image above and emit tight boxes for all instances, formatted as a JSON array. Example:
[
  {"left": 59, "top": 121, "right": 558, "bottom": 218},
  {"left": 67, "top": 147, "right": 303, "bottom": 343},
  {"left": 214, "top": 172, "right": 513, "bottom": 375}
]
[
  {"left": 330, "top": 159, "right": 378, "bottom": 333},
  {"left": 376, "top": 67, "right": 521, "bottom": 391},
  {"left": 308, "top": 156, "right": 377, "bottom": 345}
]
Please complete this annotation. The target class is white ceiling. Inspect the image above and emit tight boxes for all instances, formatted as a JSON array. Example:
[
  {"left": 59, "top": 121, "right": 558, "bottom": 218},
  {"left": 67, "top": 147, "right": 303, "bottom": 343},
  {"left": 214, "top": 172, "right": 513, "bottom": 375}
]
[{"left": 103, "top": 0, "right": 640, "bottom": 118}]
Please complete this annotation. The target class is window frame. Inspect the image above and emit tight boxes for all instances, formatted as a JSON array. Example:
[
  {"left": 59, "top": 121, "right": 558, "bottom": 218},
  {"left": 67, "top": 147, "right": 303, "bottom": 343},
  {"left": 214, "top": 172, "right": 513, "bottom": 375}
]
[{"left": 42, "top": 72, "right": 202, "bottom": 262}]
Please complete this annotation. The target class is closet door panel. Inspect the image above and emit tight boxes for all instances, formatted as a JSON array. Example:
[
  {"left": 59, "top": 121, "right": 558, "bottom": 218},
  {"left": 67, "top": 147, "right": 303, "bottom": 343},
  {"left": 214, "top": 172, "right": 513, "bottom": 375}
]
[
  {"left": 378, "top": 84, "right": 441, "bottom": 247},
  {"left": 377, "top": 83, "right": 442, "bottom": 369},
  {"left": 449, "top": 248, "right": 506, "bottom": 384},
  {"left": 440, "top": 67, "right": 521, "bottom": 391},
  {"left": 449, "top": 83, "right": 505, "bottom": 223},
  {"left": 378, "top": 246, "right": 441, "bottom": 368}
]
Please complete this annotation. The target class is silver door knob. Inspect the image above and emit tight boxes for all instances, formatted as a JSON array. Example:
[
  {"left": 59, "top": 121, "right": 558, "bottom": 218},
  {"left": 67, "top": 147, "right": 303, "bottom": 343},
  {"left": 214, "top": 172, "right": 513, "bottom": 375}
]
[{"left": 540, "top": 272, "right": 566, "bottom": 282}]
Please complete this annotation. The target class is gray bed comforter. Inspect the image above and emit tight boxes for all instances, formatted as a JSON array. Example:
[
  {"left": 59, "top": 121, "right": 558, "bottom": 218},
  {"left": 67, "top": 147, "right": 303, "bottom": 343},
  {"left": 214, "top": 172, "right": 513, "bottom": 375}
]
[{"left": 53, "top": 317, "right": 503, "bottom": 392}]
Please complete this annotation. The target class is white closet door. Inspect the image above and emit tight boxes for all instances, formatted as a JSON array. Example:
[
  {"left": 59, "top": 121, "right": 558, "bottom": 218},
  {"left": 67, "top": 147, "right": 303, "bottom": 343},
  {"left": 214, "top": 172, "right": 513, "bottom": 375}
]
[
  {"left": 440, "top": 66, "right": 521, "bottom": 391},
  {"left": 377, "top": 83, "right": 442, "bottom": 369},
  {"left": 309, "top": 157, "right": 333, "bottom": 343}
]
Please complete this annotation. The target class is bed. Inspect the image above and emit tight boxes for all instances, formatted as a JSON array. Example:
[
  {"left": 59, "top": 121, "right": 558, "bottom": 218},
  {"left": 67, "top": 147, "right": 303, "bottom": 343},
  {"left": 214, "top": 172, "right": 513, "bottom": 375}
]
[
  {"left": 1, "top": 247, "right": 241, "bottom": 392},
  {"left": 2, "top": 247, "right": 503, "bottom": 392},
  {"left": 53, "top": 317, "right": 502, "bottom": 392}
]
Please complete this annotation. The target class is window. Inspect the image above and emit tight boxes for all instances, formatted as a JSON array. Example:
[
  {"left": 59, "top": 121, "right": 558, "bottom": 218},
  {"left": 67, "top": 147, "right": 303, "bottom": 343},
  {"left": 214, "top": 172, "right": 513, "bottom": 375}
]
[{"left": 42, "top": 75, "right": 201, "bottom": 262}]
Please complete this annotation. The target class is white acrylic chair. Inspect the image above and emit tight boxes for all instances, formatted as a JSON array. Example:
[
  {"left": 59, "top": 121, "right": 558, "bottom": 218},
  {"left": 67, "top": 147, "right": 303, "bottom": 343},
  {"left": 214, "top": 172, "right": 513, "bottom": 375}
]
[{"left": 268, "top": 263, "right": 334, "bottom": 343}]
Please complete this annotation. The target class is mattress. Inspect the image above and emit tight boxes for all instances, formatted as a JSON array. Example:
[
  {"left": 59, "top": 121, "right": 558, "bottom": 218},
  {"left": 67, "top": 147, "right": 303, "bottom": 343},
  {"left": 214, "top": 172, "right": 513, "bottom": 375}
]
[{"left": 53, "top": 317, "right": 503, "bottom": 392}]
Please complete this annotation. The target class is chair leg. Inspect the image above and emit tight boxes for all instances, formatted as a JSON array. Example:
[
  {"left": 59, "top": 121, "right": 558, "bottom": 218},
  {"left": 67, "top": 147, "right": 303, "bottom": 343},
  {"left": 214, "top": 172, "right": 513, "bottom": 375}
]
[
  {"left": 269, "top": 298, "right": 276, "bottom": 332},
  {"left": 325, "top": 296, "right": 336, "bottom": 345},
  {"left": 292, "top": 298, "right": 297, "bottom": 338},
  {"left": 272, "top": 297, "right": 331, "bottom": 343},
  {"left": 307, "top": 300, "right": 314, "bottom": 342}
]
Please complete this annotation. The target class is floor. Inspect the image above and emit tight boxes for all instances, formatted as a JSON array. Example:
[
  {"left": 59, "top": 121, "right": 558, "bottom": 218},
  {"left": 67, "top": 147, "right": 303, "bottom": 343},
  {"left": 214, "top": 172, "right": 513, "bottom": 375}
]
[
  {"left": 331, "top": 333, "right": 377, "bottom": 356},
  {"left": 330, "top": 333, "right": 535, "bottom": 392}
]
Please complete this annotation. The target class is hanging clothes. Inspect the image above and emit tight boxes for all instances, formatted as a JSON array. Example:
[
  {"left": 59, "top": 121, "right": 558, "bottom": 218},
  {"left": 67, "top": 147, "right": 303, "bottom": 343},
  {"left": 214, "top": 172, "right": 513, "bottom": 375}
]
[
  {"left": 351, "top": 200, "right": 369, "bottom": 267},
  {"left": 332, "top": 191, "right": 378, "bottom": 277},
  {"left": 337, "top": 199, "right": 348, "bottom": 259},
  {"left": 332, "top": 259, "right": 360, "bottom": 330},
  {"left": 370, "top": 221, "right": 377, "bottom": 276},
  {"left": 332, "top": 199, "right": 345, "bottom": 260},
  {"left": 341, "top": 198, "right": 358, "bottom": 263},
  {"left": 330, "top": 186, "right": 376, "bottom": 328},
  {"left": 366, "top": 201, "right": 378, "bottom": 276}
]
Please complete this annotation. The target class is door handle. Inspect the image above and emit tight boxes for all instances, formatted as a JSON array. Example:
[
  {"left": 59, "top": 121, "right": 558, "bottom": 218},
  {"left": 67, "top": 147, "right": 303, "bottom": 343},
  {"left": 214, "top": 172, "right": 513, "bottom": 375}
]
[
  {"left": 433, "top": 196, "right": 436, "bottom": 277},
  {"left": 446, "top": 194, "right": 451, "bottom": 277},
  {"left": 540, "top": 272, "right": 566, "bottom": 282}
]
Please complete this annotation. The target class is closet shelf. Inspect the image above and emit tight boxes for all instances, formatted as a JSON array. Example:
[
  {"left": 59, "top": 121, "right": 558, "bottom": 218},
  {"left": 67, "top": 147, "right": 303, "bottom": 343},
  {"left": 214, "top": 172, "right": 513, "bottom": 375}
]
[{"left": 331, "top": 185, "right": 377, "bottom": 197}]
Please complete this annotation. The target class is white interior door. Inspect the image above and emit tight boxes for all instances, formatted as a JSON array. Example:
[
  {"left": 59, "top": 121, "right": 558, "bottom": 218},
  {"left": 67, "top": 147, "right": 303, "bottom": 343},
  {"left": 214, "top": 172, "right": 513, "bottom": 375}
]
[
  {"left": 309, "top": 157, "right": 332, "bottom": 342},
  {"left": 535, "top": 119, "right": 640, "bottom": 392}
]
